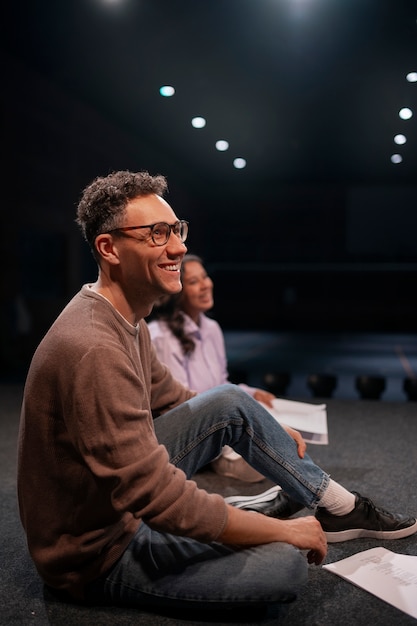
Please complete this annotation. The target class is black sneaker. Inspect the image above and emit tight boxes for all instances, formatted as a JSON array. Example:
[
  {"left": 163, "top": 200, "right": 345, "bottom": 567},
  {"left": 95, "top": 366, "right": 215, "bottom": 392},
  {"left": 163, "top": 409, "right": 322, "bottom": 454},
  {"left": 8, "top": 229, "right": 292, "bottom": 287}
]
[
  {"left": 316, "top": 491, "right": 417, "bottom": 543},
  {"left": 225, "top": 485, "right": 304, "bottom": 519}
]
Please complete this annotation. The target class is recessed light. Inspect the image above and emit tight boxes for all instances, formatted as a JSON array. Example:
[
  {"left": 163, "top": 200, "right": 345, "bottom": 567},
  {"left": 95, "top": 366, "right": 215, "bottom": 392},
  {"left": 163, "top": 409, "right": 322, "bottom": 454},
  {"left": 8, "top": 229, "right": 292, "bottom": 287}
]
[
  {"left": 394, "top": 134, "right": 407, "bottom": 145},
  {"left": 159, "top": 86, "right": 175, "bottom": 97},
  {"left": 216, "top": 140, "right": 229, "bottom": 151},
  {"left": 191, "top": 117, "right": 206, "bottom": 129},
  {"left": 399, "top": 108, "right": 413, "bottom": 120}
]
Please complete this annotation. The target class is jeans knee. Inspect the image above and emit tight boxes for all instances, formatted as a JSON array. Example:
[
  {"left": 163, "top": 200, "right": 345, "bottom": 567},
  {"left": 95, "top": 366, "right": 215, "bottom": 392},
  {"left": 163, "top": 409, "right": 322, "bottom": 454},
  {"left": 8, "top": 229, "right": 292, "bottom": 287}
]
[
  {"left": 213, "top": 384, "right": 256, "bottom": 412},
  {"left": 268, "top": 543, "right": 309, "bottom": 598}
]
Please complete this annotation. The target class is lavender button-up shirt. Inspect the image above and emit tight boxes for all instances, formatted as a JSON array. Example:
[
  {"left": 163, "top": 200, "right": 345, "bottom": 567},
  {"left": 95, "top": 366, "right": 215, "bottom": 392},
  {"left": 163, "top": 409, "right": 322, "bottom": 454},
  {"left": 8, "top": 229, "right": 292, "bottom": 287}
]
[{"left": 147, "top": 312, "right": 255, "bottom": 397}]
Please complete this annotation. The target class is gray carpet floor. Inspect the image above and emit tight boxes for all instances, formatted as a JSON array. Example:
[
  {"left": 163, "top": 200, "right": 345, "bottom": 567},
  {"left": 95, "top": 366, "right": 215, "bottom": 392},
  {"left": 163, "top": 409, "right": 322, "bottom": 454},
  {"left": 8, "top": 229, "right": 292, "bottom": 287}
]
[{"left": 1, "top": 383, "right": 417, "bottom": 625}]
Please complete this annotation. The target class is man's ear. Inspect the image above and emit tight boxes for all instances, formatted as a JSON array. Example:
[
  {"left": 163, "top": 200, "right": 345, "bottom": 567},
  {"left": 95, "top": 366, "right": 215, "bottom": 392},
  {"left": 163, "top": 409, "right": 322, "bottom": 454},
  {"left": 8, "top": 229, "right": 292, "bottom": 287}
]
[{"left": 94, "top": 234, "right": 120, "bottom": 265}]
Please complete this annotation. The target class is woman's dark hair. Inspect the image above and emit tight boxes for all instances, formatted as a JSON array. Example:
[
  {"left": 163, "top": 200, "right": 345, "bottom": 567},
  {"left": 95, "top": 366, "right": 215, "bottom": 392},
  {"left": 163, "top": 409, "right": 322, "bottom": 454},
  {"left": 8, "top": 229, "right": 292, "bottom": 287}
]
[{"left": 148, "top": 254, "right": 203, "bottom": 355}]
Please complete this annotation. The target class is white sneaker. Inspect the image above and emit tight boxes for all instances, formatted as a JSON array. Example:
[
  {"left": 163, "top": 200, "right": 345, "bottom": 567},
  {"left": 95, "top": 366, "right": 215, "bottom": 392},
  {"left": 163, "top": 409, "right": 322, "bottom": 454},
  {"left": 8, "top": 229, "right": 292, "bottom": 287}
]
[{"left": 224, "top": 485, "right": 282, "bottom": 507}]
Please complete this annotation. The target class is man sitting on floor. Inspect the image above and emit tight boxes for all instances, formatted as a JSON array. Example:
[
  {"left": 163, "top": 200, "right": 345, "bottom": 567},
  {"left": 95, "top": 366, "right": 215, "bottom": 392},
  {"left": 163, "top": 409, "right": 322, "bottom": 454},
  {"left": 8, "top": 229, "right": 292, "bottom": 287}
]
[{"left": 17, "top": 170, "right": 417, "bottom": 618}]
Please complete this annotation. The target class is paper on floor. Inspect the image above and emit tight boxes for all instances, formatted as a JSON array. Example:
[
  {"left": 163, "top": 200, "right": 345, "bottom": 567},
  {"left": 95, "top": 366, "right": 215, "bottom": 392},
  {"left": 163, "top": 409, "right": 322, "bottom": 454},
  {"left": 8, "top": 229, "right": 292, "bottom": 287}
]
[{"left": 323, "top": 547, "right": 417, "bottom": 619}]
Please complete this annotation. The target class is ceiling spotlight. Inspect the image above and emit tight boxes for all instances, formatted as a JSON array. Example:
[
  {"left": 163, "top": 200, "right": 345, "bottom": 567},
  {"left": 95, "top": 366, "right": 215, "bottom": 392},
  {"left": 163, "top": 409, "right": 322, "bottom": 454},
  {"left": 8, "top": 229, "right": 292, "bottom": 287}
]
[
  {"left": 390, "top": 154, "right": 403, "bottom": 164},
  {"left": 215, "top": 140, "right": 229, "bottom": 151},
  {"left": 159, "top": 86, "right": 175, "bottom": 97},
  {"left": 406, "top": 72, "right": 417, "bottom": 83},
  {"left": 191, "top": 117, "right": 206, "bottom": 129},
  {"left": 233, "top": 158, "right": 247, "bottom": 169},
  {"left": 394, "top": 134, "right": 407, "bottom": 145},
  {"left": 399, "top": 107, "right": 413, "bottom": 120}
]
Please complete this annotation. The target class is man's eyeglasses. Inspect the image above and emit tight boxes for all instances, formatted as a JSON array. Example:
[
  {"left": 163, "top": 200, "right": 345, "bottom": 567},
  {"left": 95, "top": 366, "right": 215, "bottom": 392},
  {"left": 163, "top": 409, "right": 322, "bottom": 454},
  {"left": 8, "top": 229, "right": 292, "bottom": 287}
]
[{"left": 108, "top": 220, "right": 189, "bottom": 246}]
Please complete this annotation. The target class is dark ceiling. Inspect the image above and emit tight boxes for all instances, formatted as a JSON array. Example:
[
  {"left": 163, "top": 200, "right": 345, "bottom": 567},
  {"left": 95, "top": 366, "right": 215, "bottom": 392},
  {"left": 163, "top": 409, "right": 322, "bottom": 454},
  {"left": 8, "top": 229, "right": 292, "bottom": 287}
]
[{"left": 2, "top": 0, "right": 417, "bottom": 188}]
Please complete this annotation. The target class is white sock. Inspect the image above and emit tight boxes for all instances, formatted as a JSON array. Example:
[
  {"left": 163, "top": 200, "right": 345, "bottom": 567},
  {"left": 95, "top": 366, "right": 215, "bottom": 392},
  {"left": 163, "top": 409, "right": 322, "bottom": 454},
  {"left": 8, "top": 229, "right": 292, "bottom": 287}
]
[{"left": 317, "top": 479, "right": 356, "bottom": 515}]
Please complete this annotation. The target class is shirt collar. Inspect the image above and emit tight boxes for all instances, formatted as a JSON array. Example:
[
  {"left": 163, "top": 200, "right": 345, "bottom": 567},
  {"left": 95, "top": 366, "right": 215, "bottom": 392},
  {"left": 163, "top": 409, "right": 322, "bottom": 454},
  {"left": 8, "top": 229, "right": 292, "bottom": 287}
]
[{"left": 182, "top": 312, "right": 204, "bottom": 338}]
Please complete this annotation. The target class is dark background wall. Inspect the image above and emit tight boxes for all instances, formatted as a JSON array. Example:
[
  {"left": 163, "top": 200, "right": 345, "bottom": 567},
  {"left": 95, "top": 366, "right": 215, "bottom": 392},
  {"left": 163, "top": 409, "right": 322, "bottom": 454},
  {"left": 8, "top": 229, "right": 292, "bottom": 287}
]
[{"left": 1, "top": 51, "right": 417, "bottom": 380}]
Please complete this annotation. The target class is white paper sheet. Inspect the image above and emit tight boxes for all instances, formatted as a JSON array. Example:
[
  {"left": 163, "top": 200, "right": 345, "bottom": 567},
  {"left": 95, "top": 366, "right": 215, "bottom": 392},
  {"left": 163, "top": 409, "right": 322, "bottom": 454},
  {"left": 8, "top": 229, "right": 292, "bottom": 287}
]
[
  {"left": 323, "top": 547, "right": 417, "bottom": 619},
  {"left": 259, "top": 398, "right": 329, "bottom": 445}
]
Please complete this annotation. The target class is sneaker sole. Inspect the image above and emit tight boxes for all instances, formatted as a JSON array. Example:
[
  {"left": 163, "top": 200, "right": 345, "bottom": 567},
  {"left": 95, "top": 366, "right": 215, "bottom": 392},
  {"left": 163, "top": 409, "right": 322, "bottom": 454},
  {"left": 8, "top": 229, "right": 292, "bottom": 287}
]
[
  {"left": 324, "top": 518, "right": 417, "bottom": 543},
  {"left": 224, "top": 486, "right": 282, "bottom": 508}
]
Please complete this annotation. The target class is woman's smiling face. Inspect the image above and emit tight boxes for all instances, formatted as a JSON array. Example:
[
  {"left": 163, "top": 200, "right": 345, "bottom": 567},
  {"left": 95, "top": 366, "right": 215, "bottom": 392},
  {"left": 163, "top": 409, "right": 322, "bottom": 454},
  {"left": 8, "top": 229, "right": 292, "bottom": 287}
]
[{"left": 179, "top": 260, "right": 214, "bottom": 321}]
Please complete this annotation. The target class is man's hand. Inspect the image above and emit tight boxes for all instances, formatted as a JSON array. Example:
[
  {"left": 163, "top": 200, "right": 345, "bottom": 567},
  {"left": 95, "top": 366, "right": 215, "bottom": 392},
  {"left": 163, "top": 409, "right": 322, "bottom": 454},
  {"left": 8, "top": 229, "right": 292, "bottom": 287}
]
[
  {"left": 219, "top": 505, "right": 327, "bottom": 565},
  {"left": 280, "top": 424, "right": 307, "bottom": 459},
  {"left": 253, "top": 389, "right": 276, "bottom": 407},
  {"left": 279, "top": 516, "right": 328, "bottom": 565},
  {"left": 253, "top": 392, "right": 307, "bottom": 459}
]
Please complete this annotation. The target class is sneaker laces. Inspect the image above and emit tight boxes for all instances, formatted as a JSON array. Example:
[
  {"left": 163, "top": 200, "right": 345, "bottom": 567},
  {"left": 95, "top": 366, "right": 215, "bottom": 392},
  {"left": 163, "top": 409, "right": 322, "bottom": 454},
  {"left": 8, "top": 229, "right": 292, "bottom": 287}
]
[{"left": 352, "top": 491, "right": 397, "bottom": 521}]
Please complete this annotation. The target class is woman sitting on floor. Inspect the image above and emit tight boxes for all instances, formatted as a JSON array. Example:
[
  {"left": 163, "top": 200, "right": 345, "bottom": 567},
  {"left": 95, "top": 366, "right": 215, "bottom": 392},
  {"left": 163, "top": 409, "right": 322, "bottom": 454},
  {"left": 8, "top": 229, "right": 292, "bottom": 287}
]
[{"left": 147, "top": 253, "right": 277, "bottom": 483}]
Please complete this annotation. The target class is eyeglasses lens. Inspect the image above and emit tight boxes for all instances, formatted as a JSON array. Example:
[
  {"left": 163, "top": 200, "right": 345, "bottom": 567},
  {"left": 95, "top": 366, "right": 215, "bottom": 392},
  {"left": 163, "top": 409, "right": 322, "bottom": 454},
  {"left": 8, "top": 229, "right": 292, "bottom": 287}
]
[{"left": 151, "top": 221, "right": 188, "bottom": 245}]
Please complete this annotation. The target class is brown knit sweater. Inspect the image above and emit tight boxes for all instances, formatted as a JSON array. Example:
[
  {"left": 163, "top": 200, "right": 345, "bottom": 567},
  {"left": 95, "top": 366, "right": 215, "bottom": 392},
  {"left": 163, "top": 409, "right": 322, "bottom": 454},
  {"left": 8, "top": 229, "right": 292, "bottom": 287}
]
[{"left": 17, "top": 285, "right": 228, "bottom": 599}]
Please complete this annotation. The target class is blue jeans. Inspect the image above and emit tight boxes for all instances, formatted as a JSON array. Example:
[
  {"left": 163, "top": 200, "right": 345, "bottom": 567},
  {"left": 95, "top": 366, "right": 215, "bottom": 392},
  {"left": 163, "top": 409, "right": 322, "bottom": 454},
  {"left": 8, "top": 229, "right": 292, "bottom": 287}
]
[{"left": 85, "top": 385, "right": 329, "bottom": 613}]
